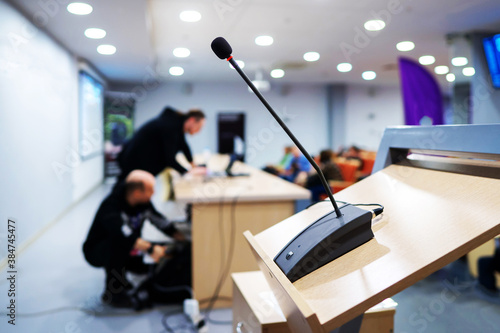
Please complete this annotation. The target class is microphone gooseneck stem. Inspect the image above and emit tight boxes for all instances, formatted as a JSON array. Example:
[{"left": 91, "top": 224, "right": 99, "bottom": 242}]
[{"left": 228, "top": 57, "right": 342, "bottom": 218}]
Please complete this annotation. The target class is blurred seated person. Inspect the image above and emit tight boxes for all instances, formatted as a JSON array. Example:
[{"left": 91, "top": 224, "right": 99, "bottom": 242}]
[
  {"left": 476, "top": 238, "right": 500, "bottom": 300},
  {"left": 305, "top": 149, "right": 343, "bottom": 202},
  {"left": 281, "top": 146, "right": 311, "bottom": 183},
  {"left": 342, "top": 145, "right": 364, "bottom": 170},
  {"left": 83, "top": 170, "right": 191, "bottom": 310},
  {"left": 263, "top": 146, "right": 293, "bottom": 175}
]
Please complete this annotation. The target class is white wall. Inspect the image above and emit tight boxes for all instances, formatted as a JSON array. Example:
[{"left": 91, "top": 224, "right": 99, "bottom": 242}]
[
  {"left": 134, "top": 81, "right": 405, "bottom": 168},
  {"left": 135, "top": 82, "right": 329, "bottom": 168},
  {"left": 0, "top": 1, "right": 103, "bottom": 258},
  {"left": 345, "top": 85, "right": 404, "bottom": 151}
]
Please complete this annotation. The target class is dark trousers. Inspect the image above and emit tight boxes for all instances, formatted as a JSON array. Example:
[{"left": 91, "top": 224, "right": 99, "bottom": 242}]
[
  {"left": 84, "top": 238, "right": 192, "bottom": 303},
  {"left": 84, "top": 237, "right": 149, "bottom": 293},
  {"left": 146, "top": 245, "right": 192, "bottom": 303},
  {"left": 478, "top": 245, "right": 500, "bottom": 291}
]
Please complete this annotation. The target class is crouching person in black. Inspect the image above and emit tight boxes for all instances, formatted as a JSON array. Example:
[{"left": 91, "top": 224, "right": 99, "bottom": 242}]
[{"left": 83, "top": 170, "right": 191, "bottom": 309}]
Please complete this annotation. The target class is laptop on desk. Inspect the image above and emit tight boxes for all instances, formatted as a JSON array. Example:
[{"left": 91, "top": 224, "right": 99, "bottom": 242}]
[
  {"left": 205, "top": 154, "right": 250, "bottom": 179},
  {"left": 225, "top": 154, "right": 250, "bottom": 177}
]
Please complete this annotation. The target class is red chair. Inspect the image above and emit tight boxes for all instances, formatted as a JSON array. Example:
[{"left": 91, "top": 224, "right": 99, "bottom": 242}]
[{"left": 336, "top": 160, "right": 360, "bottom": 182}]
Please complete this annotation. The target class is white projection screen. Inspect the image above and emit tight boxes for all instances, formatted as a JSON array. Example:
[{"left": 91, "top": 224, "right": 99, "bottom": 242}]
[{"left": 79, "top": 71, "right": 104, "bottom": 159}]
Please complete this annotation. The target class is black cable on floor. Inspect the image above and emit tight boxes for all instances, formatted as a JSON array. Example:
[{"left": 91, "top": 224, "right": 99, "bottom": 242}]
[
  {"left": 161, "top": 307, "right": 196, "bottom": 333},
  {"left": 203, "top": 193, "right": 239, "bottom": 326}
]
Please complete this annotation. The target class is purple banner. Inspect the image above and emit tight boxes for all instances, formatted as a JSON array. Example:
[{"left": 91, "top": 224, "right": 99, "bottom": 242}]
[{"left": 399, "top": 57, "right": 443, "bottom": 125}]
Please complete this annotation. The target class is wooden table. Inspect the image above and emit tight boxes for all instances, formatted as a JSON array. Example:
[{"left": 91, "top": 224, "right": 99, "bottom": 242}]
[{"left": 173, "top": 155, "right": 311, "bottom": 307}]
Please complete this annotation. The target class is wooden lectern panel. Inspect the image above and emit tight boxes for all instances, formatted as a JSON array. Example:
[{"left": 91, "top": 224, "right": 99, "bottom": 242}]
[{"left": 246, "top": 164, "right": 500, "bottom": 332}]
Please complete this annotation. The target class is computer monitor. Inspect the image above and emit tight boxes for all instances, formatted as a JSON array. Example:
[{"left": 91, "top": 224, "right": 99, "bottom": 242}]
[
  {"left": 483, "top": 34, "right": 500, "bottom": 89},
  {"left": 225, "top": 154, "right": 249, "bottom": 177}
]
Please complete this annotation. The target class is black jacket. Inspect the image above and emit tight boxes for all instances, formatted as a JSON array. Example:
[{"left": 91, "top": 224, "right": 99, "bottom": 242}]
[
  {"left": 117, "top": 107, "right": 193, "bottom": 179},
  {"left": 82, "top": 182, "right": 177, "bottom": 267}
]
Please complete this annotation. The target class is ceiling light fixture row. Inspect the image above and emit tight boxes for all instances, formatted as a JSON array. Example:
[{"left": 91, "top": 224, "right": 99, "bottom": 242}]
[
  {"left": 166, "top": 10, "right": 203, "bottom": 76},
  {"left": 420, "top": 55, "right": 474, "bottom": 82},
  {"left": 395, "top": 34, "right": 472, "bottom": 82},
  {"left": 433, "top": 64, "right": 475, "bottom": 79},
  {"left": 253, "top": 17, "right": 469, "bottom": 82},
  {"left": 72, "top": 6, "right": 472, "bottom": 82},
  {"left": 67, "top": 2, "right": 117, "bottom": 55}
]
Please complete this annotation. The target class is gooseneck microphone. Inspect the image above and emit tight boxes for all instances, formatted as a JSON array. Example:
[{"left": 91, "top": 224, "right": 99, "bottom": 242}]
[
  {"left": 211, "top": 36, "right": 376, "bottom": 282},
  {"left": 211, "top": 37, "right": 233, "bottom": 59},
  {"left": 211, "top": 37, "right": 341, "bottom": 218}
]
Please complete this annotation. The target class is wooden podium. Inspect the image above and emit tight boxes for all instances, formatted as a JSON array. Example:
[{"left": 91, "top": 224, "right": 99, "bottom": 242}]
[{"left": 244, "top": 125, "right": 500, "bottom": 332}]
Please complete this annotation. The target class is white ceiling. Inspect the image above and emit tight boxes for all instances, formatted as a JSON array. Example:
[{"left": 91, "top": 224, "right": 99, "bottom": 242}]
[{"left": 10, "top": 0, "right": 500, "bottom": 87}]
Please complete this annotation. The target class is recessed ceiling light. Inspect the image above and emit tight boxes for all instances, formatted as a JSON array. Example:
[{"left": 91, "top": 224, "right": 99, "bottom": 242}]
[
  {"left": 337, "top": 63, "right": 353, "bottom": 72},
  {"left": 303, "top": 52, "right": 320, "bottom": 62},
  {"left": 364, "top": 20, "right": 385, "bottom": 32},
  {"left": 169, "top": 66, "right": 184, "bottom": 76},
  {"left": 255, "top": 35, "right": 274, "bottom": 46},
  {"left": 446, "top": 73, "right": 456, "bottom": 82},
  {"left": 462, "top": 67, "right": 475, "bottom": 76},
  {"left": 396, "top": 41, "right": 415, "bottom": 52},
  {"left": 173, "top": 47, "right": 190, "bottom": 58},
  {"left": 419, "top": 55, "right": 435, "bottom": 65},
  {"left": 451, "top": 57, "right": 468, "bottom": 67},
  {"left": 434, "top": 65, "right": 449, "bottom": 75},
  {"left": 67, "top": 2, "right": 93, "bottom": 15},
  {"left": 362, "top": 71, "right": 376, "bottom": 80},
  {"left": 97, "top": 44, "right": 116, "bottom": 55},
  {"left": 229, "top": 60, "right": 245, "bottom": 69},
  {"left": 180, "top": 10, "right": 201, "bottom": 22},
  {"left": 270, "top": 69, "right": 285, "bottom": 78},
  {"left": 84, "top": 28, "right": 106, "bottom": 39}
]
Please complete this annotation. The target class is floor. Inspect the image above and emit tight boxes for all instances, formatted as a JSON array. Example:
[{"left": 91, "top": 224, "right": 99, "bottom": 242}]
[
  {"left": 393, "top": 259, "right": 500, "bottom": 333},
  {"left": 1, "top": 183, "right": 499, "bottom": 333},
  {"left": 0, "top": 183, "right": 231, "bottom": 333}
]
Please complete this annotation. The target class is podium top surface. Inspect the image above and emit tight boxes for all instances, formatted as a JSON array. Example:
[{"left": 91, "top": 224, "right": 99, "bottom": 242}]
[
  {"left": 251, "top": 163, "right": 500, "bottom": 331},
  {"left": 173, "top": 154, "right": 310, "bottom": 203}
]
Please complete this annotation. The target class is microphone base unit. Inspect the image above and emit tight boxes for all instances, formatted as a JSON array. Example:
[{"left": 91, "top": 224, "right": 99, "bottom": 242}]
[{"left": 274, "top": 204, "right": 374, "bottom": 283}]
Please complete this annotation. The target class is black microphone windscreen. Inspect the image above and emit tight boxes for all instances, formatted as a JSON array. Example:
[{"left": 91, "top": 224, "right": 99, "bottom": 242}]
[{"left": 211, "top": 37, "right": 232, "bottom": 59}]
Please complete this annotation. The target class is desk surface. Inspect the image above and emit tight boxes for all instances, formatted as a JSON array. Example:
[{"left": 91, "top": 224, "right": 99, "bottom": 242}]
[
  {"left": 174, "top": 155, "right": 310, "bottom": 203},
  {"left": 249, "top": 164, "right": 500, "bottom": 331}
]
